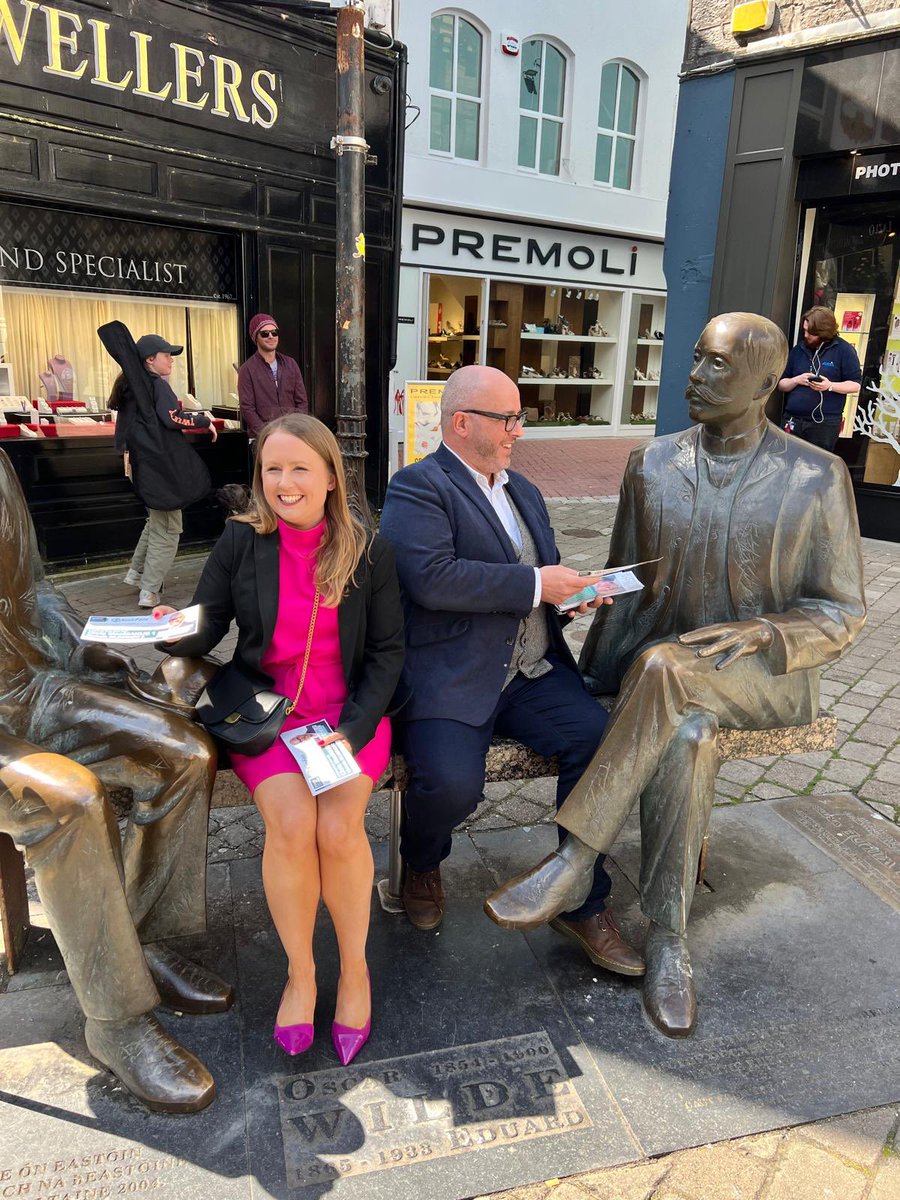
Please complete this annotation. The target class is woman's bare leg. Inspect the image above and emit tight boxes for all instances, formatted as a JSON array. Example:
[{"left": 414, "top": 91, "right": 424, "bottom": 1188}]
[
  {"left": 254, "top": 773, "right": 319, "bottom": 1027},
  {"left": 316, "top": 774, "right": 374, "bottom": 1028}
]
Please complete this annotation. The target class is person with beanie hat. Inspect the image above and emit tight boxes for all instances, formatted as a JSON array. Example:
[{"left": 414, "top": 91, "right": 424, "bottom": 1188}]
[{"left": 238, "top": 313, "right": 309, "bottom": 439}]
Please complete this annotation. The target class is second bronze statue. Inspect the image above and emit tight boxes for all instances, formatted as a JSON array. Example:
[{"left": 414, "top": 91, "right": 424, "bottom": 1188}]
[{"left": 485, "top": 312, "right": 866, "bottom": 1038}]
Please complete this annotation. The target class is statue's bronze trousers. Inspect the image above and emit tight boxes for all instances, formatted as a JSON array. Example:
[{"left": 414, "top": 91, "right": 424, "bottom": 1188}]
[
  {"left": 557, "top": 641, "right": 815, "bottom": 935},
  {"left": 0, "top": 672, "right": 216, "bottom": 1021}
]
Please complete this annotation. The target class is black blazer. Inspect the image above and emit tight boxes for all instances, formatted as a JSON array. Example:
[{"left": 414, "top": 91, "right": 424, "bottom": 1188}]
[{"left": 168, "top": 520, "right": 405, "bottom": 754}]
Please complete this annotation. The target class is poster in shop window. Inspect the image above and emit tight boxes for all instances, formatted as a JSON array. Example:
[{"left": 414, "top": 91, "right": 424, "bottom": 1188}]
[{"left": 405, "top": 381, "right": 445, "bottom": 465}]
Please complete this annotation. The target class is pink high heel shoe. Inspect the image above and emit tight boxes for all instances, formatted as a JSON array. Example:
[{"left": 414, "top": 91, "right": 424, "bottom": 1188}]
[
  {"left": 332, "top": 971, "right": 370, "bottom": 1066},
  {"left": 274, "top": 983, "right": 314, "bottom": 1056}
]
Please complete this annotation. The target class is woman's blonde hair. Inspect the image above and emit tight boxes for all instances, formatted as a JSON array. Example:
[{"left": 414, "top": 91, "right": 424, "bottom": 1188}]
[{"left": 233, "top": 413, "right": 368, "bottom": 606}]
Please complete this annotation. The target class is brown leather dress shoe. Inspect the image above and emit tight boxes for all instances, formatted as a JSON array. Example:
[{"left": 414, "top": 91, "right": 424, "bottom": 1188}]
[
  {"left": 143, "top": 943, "right": 235, "bottom": 1015},
  {"left": 641, "top": 923, "right": 697, "bottom": 1038},
  {"left": 85, "top": 1013, "right": 216, "bottom": 1113},
  {"left": 402, "top": 867, "right": 444, "bottom": 930},
  {"left": 549, "top": 911, "right": 645, "bottom": 977}
]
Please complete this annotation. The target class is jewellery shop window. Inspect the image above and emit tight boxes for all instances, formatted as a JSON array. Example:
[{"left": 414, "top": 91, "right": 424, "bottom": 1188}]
[
  {"left": 800, "top": 201, "right": 900, "bottom": 488},
  {"left": 425, "top": 273, "right": 486, "bottom": 381},
  {"left": 486, "top": 280, "right": 621, "bottom": 429},
  {"left": 0, "top": 287, "right": 240, "bottom": 436}
]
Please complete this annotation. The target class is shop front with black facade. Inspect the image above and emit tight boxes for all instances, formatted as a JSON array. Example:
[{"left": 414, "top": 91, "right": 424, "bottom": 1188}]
[
  {"left": 662, "top": 27, "right": 900, "bottom": 541},
  {"left": 0, "top": 0, "right": 404, "bottom": 565}
]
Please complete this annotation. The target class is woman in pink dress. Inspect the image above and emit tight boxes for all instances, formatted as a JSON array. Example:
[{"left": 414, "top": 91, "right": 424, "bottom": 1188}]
[{"left": 161, "top": 414, "right": 404, "bottom": 1065}]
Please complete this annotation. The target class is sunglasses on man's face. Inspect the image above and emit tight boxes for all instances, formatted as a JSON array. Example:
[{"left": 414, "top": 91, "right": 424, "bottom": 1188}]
[{"left": 258, "top": 329, "right": 279, "bottom": 338}]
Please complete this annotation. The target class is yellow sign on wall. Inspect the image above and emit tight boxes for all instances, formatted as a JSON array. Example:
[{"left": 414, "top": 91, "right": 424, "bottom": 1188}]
[{"left": 405, "top": 380, "right": 444, "bottom": 465}]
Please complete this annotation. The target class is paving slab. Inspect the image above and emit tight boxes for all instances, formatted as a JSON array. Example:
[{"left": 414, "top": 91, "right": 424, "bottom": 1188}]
[
  {"left": 472, "top": 802, "right": 900, "bottom": 1160},
  {"left": 234, "top": 840, "right": 641, "bottom": 1200}
]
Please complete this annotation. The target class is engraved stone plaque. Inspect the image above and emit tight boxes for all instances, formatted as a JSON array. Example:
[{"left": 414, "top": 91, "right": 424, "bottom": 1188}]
[
  {"left": 773, "top": 795, "right": 900, "bottom": 911},
  {"left": 277, "top": 1031, "right": 592, "bottom": 1189}
]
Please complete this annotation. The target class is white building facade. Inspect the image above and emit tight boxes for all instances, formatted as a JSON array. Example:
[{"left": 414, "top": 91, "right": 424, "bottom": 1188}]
[{"left": 389, "top": 0, "right": 688, "bottom": 465}]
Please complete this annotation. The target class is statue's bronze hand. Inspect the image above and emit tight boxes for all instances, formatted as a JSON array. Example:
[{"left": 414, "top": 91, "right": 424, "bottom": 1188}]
[
  {"left": 68, "top": 642, "right": 137, "bottom": 682},
  {"left": 678, "top": 619, "right": 774, "bottom": 671}
]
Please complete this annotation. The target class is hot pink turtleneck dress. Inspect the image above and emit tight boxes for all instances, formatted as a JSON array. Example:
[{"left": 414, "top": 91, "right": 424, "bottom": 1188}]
[{"left": 230, "top": 517, "right": 392, "bottom": 793}]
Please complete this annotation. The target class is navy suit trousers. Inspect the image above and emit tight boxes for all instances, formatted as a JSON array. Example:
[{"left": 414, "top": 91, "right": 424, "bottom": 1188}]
[{"left": 400, "top": 657, "right": 612, "bottom": 918}]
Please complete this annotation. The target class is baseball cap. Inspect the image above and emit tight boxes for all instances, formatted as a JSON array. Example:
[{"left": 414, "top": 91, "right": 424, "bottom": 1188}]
[{"left": 136, "top": 334, "right": 183, "bottom": 359}]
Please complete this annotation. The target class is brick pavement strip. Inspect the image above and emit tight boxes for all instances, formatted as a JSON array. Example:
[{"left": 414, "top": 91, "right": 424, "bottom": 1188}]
[{"left": 479, "top": 1106, "right": 900, "bottom": 1199}]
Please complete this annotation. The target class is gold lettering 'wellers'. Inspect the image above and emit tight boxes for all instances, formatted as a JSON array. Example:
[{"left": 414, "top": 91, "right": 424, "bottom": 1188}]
[{"left": 0, "top": 0, "right": 280, "bottom": 128}]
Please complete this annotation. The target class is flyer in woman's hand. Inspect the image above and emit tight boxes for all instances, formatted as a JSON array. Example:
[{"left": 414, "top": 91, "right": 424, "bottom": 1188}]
[
  {"left": 80, "top": 604, "right": 200, "bottom": 644},
  {"left": 281, "top": 720, "right": 361, "bottom": 795}
]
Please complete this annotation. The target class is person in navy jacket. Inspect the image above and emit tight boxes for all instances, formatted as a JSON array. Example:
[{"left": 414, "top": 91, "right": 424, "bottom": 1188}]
[
  {"left": 777, "top": 306, "right": 861, "bottom": 451},
  {"left": 379, "top": 366, "right": 642, "bottom": 977}
]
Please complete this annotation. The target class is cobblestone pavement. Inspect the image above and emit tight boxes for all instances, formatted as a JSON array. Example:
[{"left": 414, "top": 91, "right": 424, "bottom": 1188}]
[{"left": 53, "top": 497, "right": 900, "bottom": 1198}]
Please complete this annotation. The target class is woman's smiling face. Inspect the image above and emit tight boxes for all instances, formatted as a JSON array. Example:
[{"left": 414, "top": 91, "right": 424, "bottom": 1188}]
[{"left": 260, "top": 429, "right": 335, "bottom": 529}]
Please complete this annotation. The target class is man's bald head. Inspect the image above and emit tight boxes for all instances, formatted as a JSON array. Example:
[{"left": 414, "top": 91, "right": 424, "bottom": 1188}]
[
  {"left": 440, "top": 366, "right": 520, "bottom": 430},
  {"left": 440, "top": 366, "right": 525, "bottom": 479}
]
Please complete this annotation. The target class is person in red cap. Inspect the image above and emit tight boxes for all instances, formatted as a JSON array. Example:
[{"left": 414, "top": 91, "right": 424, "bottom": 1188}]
[{"left": 238, "top": 313, "right": 309, "bottom": 439}]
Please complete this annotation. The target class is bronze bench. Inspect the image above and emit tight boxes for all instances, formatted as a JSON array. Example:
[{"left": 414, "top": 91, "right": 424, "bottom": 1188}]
[{"left": 1, "top": 716, "right": 837, "bottom": 973}]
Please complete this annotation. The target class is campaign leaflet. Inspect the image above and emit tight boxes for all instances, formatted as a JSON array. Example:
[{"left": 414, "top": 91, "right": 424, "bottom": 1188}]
[
  {"left": 556, "top": 571, "right": 644, "bottom": 613},
  {"left": 80, "top": 605, "right": 201, "bottom": 644},
  {"left": 281, "top": 720, "right": 361, "bottom": 795}
]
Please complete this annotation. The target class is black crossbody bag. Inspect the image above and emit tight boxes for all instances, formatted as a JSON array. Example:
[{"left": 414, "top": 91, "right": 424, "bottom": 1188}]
[{"left": 196, "top": 590, "right": 320, "bottom": 756}]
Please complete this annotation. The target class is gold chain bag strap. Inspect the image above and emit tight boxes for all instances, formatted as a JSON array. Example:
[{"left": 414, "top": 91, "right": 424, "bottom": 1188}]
[
  {"left": 286, "top": 587, "right": 320, "bottom": 715},
  {"left": 197, "top": 588, "right": 323, "bottom": 756}
]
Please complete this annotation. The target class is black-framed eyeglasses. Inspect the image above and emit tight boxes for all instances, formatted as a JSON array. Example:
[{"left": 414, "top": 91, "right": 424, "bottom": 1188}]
[
  {"left": 258, "top": 329, "right": 279, "bottom": 338},
  {"left": 460, "top": 409, "right": 528, "bottom": 432}
]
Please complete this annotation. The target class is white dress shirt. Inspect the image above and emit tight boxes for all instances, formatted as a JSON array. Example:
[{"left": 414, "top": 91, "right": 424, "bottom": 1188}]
[{"left": 445, "top": 445, "right": 543, "bottom": 608}]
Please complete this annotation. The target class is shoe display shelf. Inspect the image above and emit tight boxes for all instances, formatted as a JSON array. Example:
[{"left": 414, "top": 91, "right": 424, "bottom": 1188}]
[
  {"left": 426, "top": 274, "right": 482, "bottom": 382},
  {"left": 508, "top": 283, "right": 622, "bottom": 436},
  {"left": 622, "top": 292, "right": 666, "bottom": 435}
]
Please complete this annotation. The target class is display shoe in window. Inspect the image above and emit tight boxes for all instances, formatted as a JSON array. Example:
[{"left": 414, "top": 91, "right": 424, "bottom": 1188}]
[
  {"left": 639, "top": 327, "right": 652, "bottom": 339},
  {"left": 634, "top": 367, "right": 648, "bottom": 381},
  {"left": 653, "top": 330, "right": 665, "bottom": 339},
  {"left": 589, "top": 322, "right": 608, "bottom": 337}
]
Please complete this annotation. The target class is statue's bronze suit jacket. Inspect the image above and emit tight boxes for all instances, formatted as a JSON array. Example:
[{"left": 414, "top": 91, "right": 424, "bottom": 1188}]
[{"left": 580, "top": 422, "right": 866, "bottom": 716}]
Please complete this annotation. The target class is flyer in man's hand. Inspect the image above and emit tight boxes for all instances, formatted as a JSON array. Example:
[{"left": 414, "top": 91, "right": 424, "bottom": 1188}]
[
  {"left": 557, "top": 557, "right": 662, "bottom": 613},
  {"left": 80, "top": 605, "right": 200, "bottom": 644},
  {"left": 557, "top": 571, "right": 644, "bottom": 612},
  {"left": 281, "top": 720, "right": 361, "bottom": 795}
]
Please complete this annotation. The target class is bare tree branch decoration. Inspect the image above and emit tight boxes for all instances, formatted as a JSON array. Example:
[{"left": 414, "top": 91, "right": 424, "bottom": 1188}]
[{"left": 854, "top": 378, "right": 900, "bottom": 486}]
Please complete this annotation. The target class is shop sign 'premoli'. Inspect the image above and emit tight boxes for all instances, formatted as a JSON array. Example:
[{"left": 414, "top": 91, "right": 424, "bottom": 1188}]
[
  {"left": 0, "top": 0, "right": 280, "bottom": 128},
  {"left": 402, "top": 211, "right": 665, "bottom": 292}
]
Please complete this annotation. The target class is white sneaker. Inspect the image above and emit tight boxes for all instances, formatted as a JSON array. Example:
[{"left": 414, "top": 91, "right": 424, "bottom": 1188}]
[
  {"left": 138, "top": 589, "right": 160, "bottom": 608},
  {"left": 123, "top": 568, "right": 142, "bottom": 587}
]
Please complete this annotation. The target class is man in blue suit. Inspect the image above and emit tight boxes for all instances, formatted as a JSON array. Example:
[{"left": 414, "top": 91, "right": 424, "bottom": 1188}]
[{"left": 380, "top": 366, "right": 642, "bottom": 976}]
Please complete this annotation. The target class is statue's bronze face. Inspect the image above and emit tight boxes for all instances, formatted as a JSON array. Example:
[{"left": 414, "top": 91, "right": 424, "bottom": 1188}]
[{"left": 685, "top": 316, "right": 769, "bottom": 428}]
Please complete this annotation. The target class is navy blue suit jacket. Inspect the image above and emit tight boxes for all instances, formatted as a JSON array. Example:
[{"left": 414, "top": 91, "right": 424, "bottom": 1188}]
[{"left": 379, "top": 443, "right": 578, "bottom": 725}]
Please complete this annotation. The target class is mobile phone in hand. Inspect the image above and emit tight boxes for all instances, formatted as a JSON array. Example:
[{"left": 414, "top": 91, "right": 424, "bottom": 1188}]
[{"left": 809, "top": 374, "right": 824, "bottom": 382}]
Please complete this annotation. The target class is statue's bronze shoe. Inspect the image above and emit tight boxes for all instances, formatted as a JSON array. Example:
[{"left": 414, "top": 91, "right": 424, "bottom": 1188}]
[
  {"left": 144, "top": 943, "right": 235, "bottom": 1015},
  {"left": 484, "top": 849, "right": 593, "bottom": 931},
  {"left": 641, "top": 923, "right": 697, "bottom": 1038},
  {"left": 549, "top": 911, "right": 646, "bottom": 977},
  {"left": 85, "top": 1013, "right": 216, "bottom": 1113}
]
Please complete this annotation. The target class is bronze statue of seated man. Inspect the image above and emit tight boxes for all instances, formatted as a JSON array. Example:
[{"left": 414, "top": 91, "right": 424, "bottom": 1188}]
[
  {"left": 0, "top": 447, "right": 232, "bottom": 1112},
  {"left": 485, "top": 313, "right": 866, "bottom": 1037}
]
